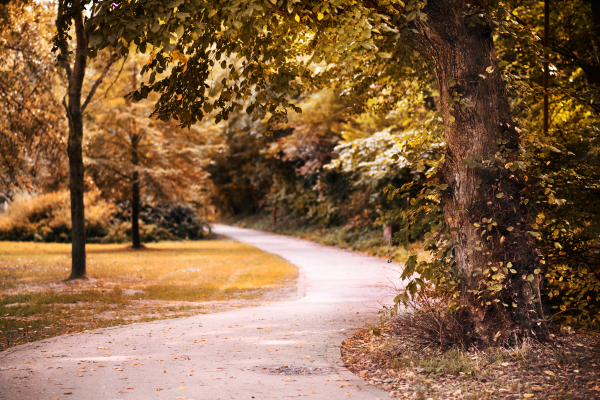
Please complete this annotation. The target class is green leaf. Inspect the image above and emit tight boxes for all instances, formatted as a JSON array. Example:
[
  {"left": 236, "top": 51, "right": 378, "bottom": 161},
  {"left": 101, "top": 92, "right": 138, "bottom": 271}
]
[
  {"left": 506, "top": 226, "right": 514, "bottom": 232},
  {"left": 449, "top": 115, "right": 455, "bottom": 122}
]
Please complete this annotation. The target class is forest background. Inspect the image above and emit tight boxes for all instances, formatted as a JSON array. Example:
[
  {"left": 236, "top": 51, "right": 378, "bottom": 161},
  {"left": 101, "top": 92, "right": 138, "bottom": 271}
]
[{"left": 0, "top": 0, "right": 599, "bottom": 335}]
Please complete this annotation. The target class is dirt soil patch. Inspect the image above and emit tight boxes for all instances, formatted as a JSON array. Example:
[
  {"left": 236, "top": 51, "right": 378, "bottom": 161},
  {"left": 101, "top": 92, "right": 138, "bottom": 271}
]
[{"left": 341, "top": 322, "right": 600, "bottom": 399}]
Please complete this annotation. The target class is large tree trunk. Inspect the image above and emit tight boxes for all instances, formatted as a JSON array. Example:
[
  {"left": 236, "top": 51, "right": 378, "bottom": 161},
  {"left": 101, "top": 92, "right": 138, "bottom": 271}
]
[
  {"left": 65, "top": 5, "right": 88, "bottom": 280},
  {"left": 131, "top": 139, "right": 141, "bottom": 249},
  {"left": 403, "top": 0, "right": 547, "bottom": 340}
]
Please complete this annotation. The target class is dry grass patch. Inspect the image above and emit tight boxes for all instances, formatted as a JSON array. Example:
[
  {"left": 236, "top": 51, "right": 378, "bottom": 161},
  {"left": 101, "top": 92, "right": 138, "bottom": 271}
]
[{"left": 0, "top": 239, "right": 298, "bottom": 349}]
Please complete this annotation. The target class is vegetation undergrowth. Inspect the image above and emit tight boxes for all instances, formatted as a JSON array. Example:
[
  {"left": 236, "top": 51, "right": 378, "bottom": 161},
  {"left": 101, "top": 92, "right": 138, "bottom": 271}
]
[
  {"left": 229, "top": 210, "right": 430, "bottom": 265},
  {"left": 341, "top": 317, "right": 600, "bottom": 399},
  {"left": 0, "top": 240, "right": 297, "bottom": 349}
]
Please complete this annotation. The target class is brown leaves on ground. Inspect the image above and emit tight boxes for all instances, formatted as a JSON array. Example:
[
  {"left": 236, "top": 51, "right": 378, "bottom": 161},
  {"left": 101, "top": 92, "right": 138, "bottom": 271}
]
[{"left": 341, "top": 322, "right": 600, "bottom": 399}]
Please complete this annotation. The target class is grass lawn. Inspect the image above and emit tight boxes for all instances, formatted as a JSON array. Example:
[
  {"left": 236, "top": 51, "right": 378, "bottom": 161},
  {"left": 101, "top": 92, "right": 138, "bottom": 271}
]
[{"left": 0, "top": 239, "right": 298, "bottom": 350}]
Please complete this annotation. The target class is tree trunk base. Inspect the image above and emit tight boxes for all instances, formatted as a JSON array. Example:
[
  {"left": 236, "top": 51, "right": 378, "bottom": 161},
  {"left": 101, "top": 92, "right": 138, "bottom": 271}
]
[{"left": 64, "top": 275, "right": 88, "bottom": 281}]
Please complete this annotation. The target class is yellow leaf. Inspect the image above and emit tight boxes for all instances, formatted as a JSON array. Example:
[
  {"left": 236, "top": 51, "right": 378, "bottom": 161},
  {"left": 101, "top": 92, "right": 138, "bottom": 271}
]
[
  {"left": 523, "top": 394, "right": 533, "bottom": 398},
  {"left": 544, "top": 370, "right": 556, "bottom": 376},
  {"left": 183, "top": 64, "right": 187, "bottom": 73},
  {"left": 295, "top": 14, "right": 300, "bottom": 23},
  {"left": 176, "top": 94, "right": 183, "bottom": 101},
  {"left": 147, "top": 54, "right": 154, "bottom": 65},
  {"left": 317, "top": 12, "right": 324, "bottom": 20},
  {"left": 180, "top": 387, "right": 188, "bottom": 390}
]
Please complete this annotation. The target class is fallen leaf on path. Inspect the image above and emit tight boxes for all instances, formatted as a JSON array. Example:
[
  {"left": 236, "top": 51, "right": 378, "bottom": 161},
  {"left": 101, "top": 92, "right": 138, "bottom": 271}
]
[
  {"left": 156, "top": 388, "right": 163, "bottom": 391},
  {"left": 132, "top": 362, "right": 142, "bottom": 365},
  {"left": 545, "top": 370, "right": 556, "bottom": 377},
  {"left": 523, "top": 395, "right": 533, "bottom": 398},
  {"left": 180, "top": 387, "right": 187, "bottom": 390},
  {"left": 126, "top": 387, "right": 134, "bottom": 390}
]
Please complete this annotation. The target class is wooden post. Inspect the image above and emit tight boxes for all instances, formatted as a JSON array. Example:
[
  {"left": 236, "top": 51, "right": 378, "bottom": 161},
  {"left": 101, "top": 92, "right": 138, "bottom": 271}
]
[{"left": 406, "top": 196, "right": 410, "bottom": 243}]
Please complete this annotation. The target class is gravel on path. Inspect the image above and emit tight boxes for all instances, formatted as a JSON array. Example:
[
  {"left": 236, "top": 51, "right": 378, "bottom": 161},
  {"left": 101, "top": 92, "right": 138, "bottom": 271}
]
[{"left": 0, "top": 224, "right": 403, "bottom": 400}]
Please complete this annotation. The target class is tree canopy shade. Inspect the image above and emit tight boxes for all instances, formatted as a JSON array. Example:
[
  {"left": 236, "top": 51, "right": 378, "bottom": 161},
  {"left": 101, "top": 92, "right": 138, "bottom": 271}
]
[{"left": 80, "top": 0, "right": 599, "bottom": 342}]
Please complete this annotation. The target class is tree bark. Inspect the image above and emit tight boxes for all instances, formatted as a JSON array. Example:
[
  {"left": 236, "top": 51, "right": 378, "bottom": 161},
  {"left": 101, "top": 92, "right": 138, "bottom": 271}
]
[
  {"left": 63, "top": 3, "right": 88, "bottom": 280},
  {"left": 131, "top": 137, "right": 141, "bottom": 249},
  {"left": 402, "top": 0, "right": 547, "bottom": 340},
  {"left": 57, "top": 0, "right": 118, "bottom": 278}
]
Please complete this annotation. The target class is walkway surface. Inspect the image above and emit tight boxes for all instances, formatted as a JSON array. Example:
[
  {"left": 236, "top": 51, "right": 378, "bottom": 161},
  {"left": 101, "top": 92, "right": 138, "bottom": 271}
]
[{"left": 0, "top": 224, "right": 403, "bottom": 400}]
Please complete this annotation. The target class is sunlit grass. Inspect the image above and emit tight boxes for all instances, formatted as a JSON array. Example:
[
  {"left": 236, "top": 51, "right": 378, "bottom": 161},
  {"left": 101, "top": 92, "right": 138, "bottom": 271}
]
[{"left": 0, "top": 240, "right": 298, "bottom": 349}]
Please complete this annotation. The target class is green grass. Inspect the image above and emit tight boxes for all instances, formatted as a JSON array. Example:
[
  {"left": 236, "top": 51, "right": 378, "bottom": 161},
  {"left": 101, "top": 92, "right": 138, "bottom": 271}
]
[{"left": 0, "top": 240, "right": 298, "bottom": 349}]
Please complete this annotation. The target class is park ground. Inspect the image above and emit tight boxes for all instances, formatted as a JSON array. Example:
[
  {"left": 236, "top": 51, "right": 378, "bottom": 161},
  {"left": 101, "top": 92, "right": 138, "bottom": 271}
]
[{"left": 0, "top": 239, "right": 297, "bottom": 349}]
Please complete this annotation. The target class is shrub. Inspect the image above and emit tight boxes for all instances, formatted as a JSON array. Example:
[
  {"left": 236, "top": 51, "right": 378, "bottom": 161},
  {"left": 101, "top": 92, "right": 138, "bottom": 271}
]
[
  {"left": 0, "top": 191, "right": 210, "bottom": 243},
  {"left": 0, "top": 191, "right": 113, "bottom": 242}
]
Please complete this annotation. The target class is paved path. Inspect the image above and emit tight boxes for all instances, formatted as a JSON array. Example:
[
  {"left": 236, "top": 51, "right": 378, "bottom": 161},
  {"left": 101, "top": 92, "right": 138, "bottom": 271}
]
[{"left": 0, "top": 225, "right": 403, "bottom": 400}]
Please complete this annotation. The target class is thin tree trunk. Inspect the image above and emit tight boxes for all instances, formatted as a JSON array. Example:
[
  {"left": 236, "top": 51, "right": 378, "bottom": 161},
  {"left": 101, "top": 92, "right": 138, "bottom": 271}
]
[
  {"left": 62, "top": 3, "right": 87, "bottom": 280},
  {"left": 403, "top": 0, "right": 547, "bottom": 340},
  {"left": 57, "top": 0, "right": 118, "bottom": 278},
  {"left": 131, "top": 139, "right": 141, "bottom": 249}
]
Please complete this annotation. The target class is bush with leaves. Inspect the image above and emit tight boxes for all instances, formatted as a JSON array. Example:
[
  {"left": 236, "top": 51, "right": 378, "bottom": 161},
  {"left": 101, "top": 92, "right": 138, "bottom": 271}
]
[{"left": 0, "top": 191, "right": 209, "bottom": 244}]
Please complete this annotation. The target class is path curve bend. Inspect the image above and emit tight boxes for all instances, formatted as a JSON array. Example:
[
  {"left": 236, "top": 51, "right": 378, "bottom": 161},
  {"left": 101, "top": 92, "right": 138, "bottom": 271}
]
[{"left": 0, "top": 224, "right": 403, "bottom": 400}]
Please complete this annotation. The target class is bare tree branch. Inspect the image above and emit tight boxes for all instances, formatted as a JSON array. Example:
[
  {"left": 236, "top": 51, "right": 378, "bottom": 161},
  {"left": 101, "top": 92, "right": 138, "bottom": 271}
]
[
  {"left": 82, "top": 52, "right": 119, "bottom": 112},
  {"left": 103, "top": 54, "right": 129, "bottom": 99}
]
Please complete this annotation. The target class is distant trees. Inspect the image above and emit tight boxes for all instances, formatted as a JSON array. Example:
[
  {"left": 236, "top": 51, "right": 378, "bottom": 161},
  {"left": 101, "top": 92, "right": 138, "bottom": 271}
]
[
  {"left": 86, "top": 58, "right": 212, "bottom": 249},
  {"left": 0, "top": 2, "right": 65, "bottom": 198}
]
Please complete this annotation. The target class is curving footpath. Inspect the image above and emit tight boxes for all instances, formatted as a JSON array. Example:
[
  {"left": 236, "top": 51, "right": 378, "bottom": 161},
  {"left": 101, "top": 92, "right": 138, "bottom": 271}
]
[{"left": 0, "top": 224, "right": 403, "bottom": 400}]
